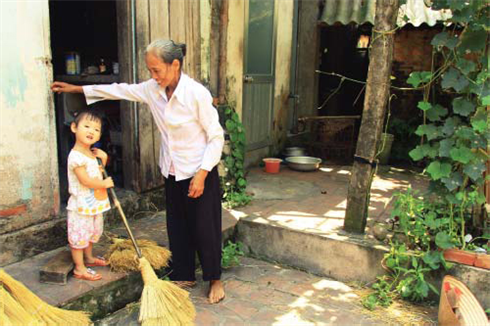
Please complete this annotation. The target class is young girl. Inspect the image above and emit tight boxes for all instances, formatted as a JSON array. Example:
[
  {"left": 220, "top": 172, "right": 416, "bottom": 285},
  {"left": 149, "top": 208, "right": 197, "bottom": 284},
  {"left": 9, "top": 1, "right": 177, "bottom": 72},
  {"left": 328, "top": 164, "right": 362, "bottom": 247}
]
[{"left": 67, "top": 109, "right": 113, "bottom": 281}]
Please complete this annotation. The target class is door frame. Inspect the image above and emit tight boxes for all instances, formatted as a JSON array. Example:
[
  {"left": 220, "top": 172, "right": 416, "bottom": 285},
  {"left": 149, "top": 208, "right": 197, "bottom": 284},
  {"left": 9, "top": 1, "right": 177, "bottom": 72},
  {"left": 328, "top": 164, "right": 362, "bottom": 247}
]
[{"left": 242, "top": 0, "right": 278, "bottom": 152}]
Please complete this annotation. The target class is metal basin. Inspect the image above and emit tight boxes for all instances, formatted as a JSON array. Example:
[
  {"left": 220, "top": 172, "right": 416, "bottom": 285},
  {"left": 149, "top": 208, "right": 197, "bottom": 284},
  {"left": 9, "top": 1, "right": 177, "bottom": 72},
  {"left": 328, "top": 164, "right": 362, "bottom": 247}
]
[{"left": 285, "top": 156, "right": 322, "bottom": 172}]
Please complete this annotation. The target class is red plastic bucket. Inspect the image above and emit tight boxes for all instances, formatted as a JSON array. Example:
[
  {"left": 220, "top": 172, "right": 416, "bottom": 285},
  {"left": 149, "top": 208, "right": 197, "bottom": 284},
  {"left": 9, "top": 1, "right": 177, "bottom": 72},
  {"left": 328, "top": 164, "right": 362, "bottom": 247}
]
[{"left": 263, "top": 158, "right": 282, "bottom": 174}]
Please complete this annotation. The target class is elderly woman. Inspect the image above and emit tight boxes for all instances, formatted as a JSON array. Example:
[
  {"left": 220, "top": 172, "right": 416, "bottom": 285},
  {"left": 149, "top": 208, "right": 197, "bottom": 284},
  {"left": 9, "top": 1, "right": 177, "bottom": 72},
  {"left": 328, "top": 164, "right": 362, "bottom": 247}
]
[{"left": 51, "top": 39, "right": 225, "bottom": 303}]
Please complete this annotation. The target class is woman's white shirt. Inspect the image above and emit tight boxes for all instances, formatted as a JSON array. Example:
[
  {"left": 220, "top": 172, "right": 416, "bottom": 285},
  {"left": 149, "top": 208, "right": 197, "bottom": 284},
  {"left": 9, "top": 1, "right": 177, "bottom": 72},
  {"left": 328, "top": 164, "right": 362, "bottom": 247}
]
[{"left": 83, "top": 74, "right": 225, "bottom": 181}]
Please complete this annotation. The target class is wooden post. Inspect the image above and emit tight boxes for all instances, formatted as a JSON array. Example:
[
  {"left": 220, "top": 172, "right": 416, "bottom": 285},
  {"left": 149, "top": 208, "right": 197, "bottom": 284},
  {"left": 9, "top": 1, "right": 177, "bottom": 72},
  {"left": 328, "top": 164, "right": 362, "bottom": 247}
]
[
  {"left": 209, "top": 0, "right": 221, "bottom": 96},
  {"left": 218, "top": 0, "right": 228, "bottom": 105},
  {"left": 343, "top": 0, "right": 399, "bottom": 233}
]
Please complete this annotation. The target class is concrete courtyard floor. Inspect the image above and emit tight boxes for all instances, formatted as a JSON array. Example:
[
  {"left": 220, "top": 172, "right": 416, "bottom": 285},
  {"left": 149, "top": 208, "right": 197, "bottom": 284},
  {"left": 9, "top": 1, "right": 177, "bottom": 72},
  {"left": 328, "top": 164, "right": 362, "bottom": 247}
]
[
  {"left": 99, "top": 164, "right": 437, "bottom": 325},
  {"left": 230, "top": 164, "right": 429, "bottom": 239}
]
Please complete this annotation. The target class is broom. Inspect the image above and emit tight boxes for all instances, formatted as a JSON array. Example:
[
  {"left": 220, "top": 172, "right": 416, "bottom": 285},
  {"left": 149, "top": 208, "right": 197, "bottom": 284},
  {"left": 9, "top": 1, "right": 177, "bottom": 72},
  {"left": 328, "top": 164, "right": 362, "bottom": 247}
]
[
  {"left": 97, "top": 159, "right": 195, "bottom": 326},
  {"left": 0, "top": 270, "right": 91, "bottom": 326},
  {"left": 1, "top": 282, "right": 42, "bottom": 326},
  {"left": 105, "top": 237, "right": 171, "bottom": 273}
]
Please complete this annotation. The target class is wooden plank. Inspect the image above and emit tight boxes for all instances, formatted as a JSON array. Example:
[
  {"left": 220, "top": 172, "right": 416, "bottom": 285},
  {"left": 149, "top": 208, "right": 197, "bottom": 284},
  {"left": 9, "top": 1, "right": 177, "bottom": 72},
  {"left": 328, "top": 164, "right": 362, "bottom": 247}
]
[
  {"left": 149, "top": 0, "right": 169, "bottom": 40},
  {"left": 185, "top": 0, "right": 201, "bottom": 80},
  {"left": 209, "top": 0, "right": 220, "bottom": 95},
  {"left": 296, "top": 0, "right": 319, "bottom": 118},
  {"left": 116, "top": 0, "right": 139, "bottom": 191},
  {"left": 149, "top": 0, "right": 169, "bottom": 188},
  {"left": 136, "top": 0, "right": 160, "bottom": 191},
  {"left": 169, "top": 0, "right": 186, "bottom": 43},
  {"left": 169, "top": 0, "right": 187, "bottom": 64},
  {"left": 39, "top": 250, "right": 73, "bottom": 285}
]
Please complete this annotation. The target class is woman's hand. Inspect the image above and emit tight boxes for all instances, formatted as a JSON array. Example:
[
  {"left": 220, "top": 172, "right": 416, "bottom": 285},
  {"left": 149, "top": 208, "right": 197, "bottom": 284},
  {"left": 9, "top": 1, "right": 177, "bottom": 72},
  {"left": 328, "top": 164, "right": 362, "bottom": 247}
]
[
  {"left": 51, "top": 81, "right": 83, "bottom": 94},
  {"left": 188, "top": 170, "right": 208, "bottom": 198}
]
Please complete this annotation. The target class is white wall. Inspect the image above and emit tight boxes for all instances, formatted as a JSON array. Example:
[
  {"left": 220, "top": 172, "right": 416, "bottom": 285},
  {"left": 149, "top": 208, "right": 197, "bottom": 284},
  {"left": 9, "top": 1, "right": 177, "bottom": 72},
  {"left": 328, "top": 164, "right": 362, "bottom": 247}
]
[{"left": 0, "top": 1, "right": 58, "bottom": 240}]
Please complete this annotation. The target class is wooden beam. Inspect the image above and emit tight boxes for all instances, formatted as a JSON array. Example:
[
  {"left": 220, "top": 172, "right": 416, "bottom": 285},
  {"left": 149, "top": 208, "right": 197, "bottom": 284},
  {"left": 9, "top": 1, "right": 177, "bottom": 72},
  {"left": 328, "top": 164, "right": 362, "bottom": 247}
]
[
  {"left": 209, "top": 0, "right": 221, "bottom": 96},
  {"left": 136, "top": 0, "right": 161, "bottom": 191},
  {"left": 343, "top": 0, "right": 399, "bottom": 234},
  {"left": 149, "top": 0, "right": 169, "bottom": 188},
  {"left": 218, "top": 0, "right": 228, "bottom": 104},
  {"left": 116, "top": 0, "right": 139, "bottom": 191}
]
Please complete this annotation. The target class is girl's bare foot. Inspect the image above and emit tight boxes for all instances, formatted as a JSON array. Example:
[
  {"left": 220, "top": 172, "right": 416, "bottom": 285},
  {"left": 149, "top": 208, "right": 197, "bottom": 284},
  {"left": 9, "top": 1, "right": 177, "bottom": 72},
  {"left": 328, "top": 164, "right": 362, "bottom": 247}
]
[
  {"left": 208, "top": 280, "right": 225, "bottom": 304},
  {"left": 172, "top": 280, "right": 197, "bottom": 289}
]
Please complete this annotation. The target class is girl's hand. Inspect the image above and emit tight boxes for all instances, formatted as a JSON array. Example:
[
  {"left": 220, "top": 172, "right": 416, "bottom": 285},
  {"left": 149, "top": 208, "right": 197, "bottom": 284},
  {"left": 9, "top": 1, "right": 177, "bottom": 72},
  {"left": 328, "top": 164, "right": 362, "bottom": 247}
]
[
  {"left": 188, "top": 170, "right": 208, "bottom": 198},
  {"left": 92, "top": 148, "right": 108, "bottom": 163},
  {"left": 103, "top": 177, "right": 115, "bottom": 189},
  {"left": 51, "top": 81, "right": 83, "bottom": 94}
]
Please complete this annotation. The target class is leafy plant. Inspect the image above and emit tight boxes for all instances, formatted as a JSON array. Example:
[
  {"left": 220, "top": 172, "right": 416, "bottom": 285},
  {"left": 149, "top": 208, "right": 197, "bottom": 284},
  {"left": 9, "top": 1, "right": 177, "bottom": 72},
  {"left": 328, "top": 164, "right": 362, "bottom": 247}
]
[
  {"left": 367, "top": 0, "right": 489, "bottom": 310},
  {"left": 219, "top": 104, "right": 252, "bottom": 208},
  {"left": 366, "top": 189, "right": 455, "bottom": 308},
  {"left": 221, "top": 240, "right": 244, "bottom": 268}
]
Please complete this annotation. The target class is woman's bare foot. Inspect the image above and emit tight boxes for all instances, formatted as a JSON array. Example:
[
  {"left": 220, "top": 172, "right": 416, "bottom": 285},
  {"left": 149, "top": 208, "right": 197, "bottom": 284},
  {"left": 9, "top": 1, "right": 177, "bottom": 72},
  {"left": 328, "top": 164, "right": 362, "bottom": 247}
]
[
  {"left": 172, "top": 280, "right": 197, "bottom": 289},
  {"left": 208, "top": 280, "right": 225, "bottom": 304}
]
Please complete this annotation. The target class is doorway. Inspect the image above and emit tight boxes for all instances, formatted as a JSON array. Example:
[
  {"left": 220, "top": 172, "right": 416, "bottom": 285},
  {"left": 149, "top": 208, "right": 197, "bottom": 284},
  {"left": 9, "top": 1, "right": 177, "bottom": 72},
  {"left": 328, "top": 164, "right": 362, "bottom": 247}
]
[
  {"left": 242, "top": 0, "right": 276, "bottom": 152},
  {"left": 49, "top": 0, "right": 123, "bottom": 203}
]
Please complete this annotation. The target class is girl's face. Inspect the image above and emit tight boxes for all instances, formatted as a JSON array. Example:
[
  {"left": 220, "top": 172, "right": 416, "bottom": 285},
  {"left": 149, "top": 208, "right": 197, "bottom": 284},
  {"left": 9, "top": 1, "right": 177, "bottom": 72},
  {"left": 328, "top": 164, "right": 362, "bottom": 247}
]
[
  {"left": 145, "top": 52, "right": 180, "bottom": 89},
  {"left": 71, "top": 115, "right": 102, "bottom": 148}
]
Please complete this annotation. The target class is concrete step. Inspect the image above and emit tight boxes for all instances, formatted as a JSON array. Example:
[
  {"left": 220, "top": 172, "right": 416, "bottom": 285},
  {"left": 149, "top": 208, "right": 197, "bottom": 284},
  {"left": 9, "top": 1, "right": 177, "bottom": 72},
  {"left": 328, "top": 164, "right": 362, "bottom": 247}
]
[
  {"left": 96, "top": 256, "right": 437, "bottom": 325},
  {"left": 1, "top": 187, "right": 165, "bottom": 267},
  {"left": 234, "top": 215, "right": 490, "bottom": 311},
  {"left": 3, "top": 209, "right": 238, "bottom": 321}
]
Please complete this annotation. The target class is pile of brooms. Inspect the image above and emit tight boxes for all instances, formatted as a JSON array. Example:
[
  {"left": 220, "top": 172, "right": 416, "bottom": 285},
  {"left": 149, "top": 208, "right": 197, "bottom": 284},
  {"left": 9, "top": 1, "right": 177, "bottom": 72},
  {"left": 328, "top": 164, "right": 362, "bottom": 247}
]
[{"left": 0, "top": 160, "right": 196, "bottom": 326}]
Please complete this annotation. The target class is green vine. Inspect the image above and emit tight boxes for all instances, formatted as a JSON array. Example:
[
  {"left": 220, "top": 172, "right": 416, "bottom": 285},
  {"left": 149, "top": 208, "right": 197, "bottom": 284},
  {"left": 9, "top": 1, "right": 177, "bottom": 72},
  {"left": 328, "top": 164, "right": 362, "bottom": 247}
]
[
  {"left": 365, "top": 0, "right": 490, "bottom": 310},
  {"left": 218, "top": 104, "right": 251, "bottom": 208}
]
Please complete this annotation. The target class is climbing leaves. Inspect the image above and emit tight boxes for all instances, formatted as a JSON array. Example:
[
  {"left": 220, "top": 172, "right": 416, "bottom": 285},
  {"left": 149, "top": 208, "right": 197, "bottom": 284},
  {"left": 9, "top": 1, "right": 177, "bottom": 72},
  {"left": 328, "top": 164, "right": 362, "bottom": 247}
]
[
  {"left": 441, "top": 68, "right": 469, "bottom": 92},
  {"left": 426, "top": 161, "right": 452, "bottom": 180},
  {"left": 452, "top": 97, "right": 475, "bottom": 117}
]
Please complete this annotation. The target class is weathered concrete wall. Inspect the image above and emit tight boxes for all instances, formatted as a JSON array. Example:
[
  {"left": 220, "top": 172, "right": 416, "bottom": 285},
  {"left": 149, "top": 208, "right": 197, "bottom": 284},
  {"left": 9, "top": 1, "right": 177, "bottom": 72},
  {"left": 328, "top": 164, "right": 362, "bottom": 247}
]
[
  {"left": 236, "top": 216, "right": 387, "bottom": 283},
  {"left": 0, "top": 1, "right": 60, "bottom": 265},
  {"left": 237, "top": 216, "right": 490, "bottom": 310}
]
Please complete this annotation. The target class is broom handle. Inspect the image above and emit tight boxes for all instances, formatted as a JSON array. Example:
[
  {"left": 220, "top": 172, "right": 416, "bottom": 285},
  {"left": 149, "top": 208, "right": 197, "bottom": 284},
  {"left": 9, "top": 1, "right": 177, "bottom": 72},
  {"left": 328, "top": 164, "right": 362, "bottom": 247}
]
[{"left": 97, "top": 158, "right": 143, "bottom": 259}]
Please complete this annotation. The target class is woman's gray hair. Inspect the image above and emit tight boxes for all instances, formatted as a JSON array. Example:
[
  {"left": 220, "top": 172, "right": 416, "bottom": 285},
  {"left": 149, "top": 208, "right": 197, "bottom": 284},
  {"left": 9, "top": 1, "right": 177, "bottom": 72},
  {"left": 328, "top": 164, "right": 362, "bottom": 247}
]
[{"left": 145, "top": 39, "right": 186, "bottom": 66}]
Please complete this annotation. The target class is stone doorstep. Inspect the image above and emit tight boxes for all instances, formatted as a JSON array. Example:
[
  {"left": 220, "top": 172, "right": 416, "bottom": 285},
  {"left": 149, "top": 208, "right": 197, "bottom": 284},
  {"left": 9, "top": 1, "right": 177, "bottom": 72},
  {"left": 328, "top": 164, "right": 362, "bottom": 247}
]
[
  {"left": 235, "top": 215, "right": 490, "bottom": 311},
  {"left": 2, "top": 209, "right": 238, "bottom": 321}
]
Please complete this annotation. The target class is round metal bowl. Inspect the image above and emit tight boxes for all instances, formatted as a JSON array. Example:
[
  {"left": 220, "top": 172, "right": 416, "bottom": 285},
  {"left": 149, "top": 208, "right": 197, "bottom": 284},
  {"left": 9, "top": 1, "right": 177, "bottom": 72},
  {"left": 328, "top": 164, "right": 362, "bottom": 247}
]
[{"left": 285, "top": 156, "right": 322, "bottom": 172}]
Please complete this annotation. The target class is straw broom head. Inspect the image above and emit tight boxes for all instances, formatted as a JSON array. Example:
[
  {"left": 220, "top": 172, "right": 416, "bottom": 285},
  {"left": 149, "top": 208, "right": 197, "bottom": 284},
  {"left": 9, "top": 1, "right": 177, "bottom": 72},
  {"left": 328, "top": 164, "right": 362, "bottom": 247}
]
[
  {"left": 1, "top": 284, "right": 44, "bottom": 326},
  {"left": 0, "top": 269, "right": 91, "bottom": 326},
  {"left": 138, "top": 257, "right": 195, "bottom": 326},
  {"left": 105, "top": 239, "right": 171, "bottom": 273}
]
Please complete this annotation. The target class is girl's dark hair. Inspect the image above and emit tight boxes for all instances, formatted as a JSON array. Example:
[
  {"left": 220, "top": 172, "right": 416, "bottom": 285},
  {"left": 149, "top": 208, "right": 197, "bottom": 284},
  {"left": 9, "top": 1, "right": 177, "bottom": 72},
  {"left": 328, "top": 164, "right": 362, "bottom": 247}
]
[
  {"left": 145, "top": 39, "right": 186, "bottom": 67},
  {"left": 73, "top": 109, "right": 103, "bottom": 128}
]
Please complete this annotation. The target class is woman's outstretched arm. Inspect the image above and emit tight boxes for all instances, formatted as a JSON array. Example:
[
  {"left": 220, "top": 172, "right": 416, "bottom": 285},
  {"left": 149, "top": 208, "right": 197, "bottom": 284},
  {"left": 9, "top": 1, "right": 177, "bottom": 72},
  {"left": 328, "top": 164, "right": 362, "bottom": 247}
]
[{"left": 51, "top": 81, "right": 83, "bottom": 94}]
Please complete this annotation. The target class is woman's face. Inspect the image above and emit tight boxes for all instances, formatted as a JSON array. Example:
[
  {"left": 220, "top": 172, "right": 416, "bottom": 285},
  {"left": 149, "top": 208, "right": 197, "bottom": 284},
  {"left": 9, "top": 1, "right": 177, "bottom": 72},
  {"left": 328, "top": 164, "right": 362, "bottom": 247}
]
[{"left": 145, "top": 52, "right": 180, "bottom": 88}]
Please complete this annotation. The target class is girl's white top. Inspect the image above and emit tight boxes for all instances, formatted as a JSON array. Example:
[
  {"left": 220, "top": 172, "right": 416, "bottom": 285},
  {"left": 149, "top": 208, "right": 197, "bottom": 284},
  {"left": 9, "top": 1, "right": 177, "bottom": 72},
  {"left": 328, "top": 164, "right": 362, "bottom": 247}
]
[
  {"left": 67, "top": 150, "right": 111, "bottom": 215},
  {"left": 83, "top": 74, "right": 225, "bottom": 181}
]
